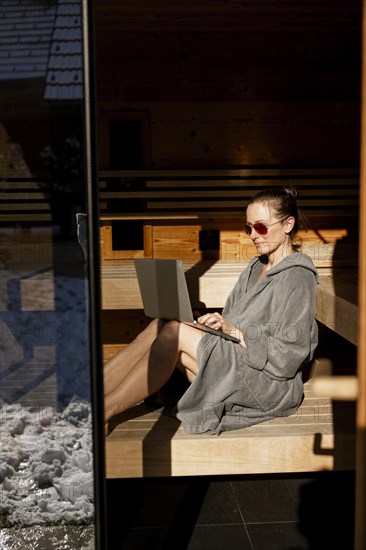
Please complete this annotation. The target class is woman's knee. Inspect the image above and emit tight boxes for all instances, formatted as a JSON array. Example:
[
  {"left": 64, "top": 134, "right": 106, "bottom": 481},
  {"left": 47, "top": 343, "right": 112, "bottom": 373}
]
[
  {"left": 145, "top": 318, "right": 166, "bottom": 337},
  {"left": 158, "top": 320, "right": 180, "bottom": 343}
]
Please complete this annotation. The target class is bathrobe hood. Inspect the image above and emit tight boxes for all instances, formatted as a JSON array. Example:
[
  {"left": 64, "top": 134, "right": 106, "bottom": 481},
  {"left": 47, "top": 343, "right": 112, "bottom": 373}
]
[{"left": 222, "top": 251, "right": 319, "bottom": 380}]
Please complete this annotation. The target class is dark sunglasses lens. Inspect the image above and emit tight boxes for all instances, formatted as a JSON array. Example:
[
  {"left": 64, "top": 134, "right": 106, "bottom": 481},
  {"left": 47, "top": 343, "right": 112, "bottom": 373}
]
[
  {"left": 254, "top": 223, "right": 268, "bottom": 235},
  {"left": 245, "top": 223, "right": 269, "bottom": 235}
]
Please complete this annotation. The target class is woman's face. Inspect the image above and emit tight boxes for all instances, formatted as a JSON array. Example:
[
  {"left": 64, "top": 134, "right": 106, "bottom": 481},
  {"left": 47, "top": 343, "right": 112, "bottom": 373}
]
[{"left": 245, "top": 202, "right": 293, "bottom": 257}]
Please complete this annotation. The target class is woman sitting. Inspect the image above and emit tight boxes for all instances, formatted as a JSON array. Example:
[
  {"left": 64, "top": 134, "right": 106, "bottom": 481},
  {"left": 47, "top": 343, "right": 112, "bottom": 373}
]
[{"left": 104, "top": 186, "right": 318, "bottom": 435}]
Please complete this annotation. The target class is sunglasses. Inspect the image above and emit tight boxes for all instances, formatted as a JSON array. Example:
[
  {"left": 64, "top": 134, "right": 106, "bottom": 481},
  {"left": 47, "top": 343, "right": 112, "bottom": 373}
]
[{"left": 244, "top": 219, "right": 283, "bottom": 236}]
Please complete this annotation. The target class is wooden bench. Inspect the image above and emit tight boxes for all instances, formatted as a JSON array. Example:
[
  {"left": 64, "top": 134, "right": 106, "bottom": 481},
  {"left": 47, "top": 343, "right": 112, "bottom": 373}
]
[
  {"left": 105, "top": 375, "right": 356, "bottom": 478},
  {"left": 101, "top": 260, "right": 358, "bottom": 346}
]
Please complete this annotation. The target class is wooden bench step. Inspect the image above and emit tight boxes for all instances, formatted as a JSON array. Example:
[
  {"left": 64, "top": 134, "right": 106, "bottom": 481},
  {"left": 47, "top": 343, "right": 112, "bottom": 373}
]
[
  {"left": 105, "top": 381, "right": 356, "bottom": 478},
  {"left": 100, "top": 260, "right": 358, "bottom": 344}
]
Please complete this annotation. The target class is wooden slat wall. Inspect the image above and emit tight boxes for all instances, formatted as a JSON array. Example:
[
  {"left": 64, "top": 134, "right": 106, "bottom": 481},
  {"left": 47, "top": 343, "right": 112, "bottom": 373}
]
[
  {"left": 98, "top": 100, "right": 360, "bottom": 169},
  {"left": 96, "top": 0, "right": 361, "bottom": 169},
  {"left": 95, "top": 1, "right": 360, "bottom": 34},
  {"left": 98, "top": 167, "right": 359, "bottom": 263},
  {"left": 0, "top": 122, "right": 51, "bottom": 223},
  {"left": 96, "top": 22, "right": 360, "bottom": 101},
  {"left": 0, "top": 179, "right": 51, "bottom": 223}
]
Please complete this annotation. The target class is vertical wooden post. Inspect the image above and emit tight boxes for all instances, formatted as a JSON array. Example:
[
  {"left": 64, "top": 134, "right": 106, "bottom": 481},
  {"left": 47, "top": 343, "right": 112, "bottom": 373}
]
[
  {"left": 144, "top": 224, "right": 153, "bottom": 257},
  {"left": 356, "top": 2, "right": 366, "bottom": 548}
]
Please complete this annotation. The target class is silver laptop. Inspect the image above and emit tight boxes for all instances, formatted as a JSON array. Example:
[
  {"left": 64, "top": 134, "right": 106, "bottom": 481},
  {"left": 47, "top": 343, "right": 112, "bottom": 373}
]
[{"left": 134, "top": 258, "right": 240, "bottom": 343}]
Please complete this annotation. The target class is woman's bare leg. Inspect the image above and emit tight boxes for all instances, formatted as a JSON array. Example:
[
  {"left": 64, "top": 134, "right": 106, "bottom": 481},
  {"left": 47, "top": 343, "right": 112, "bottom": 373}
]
[
  {"left": 104, "top": 318, "right": 165, "bottom": 399},
  {"left": 104, "top": 321, "right": 203, "bottom": 428}
]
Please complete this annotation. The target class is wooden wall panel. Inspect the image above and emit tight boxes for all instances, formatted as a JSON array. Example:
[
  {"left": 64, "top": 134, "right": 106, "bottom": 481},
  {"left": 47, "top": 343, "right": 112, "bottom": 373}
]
[
  {"left": 152, "top": 225, "right": 201, "bottom": 260},
  {"left": 98, "top": 100, "right": 360, "bottom": 168},
  {"left": 96, "top": 2, "right": 361, "bottom": 169},
  {"left": 149, "top": 225, "right": 354, "bottom": 265},
  {"left": 96, "top": 31, "right": 360, "bottom": 102},
  {"left": 95, "top": 1, "right": 361, "bottom": 34}
]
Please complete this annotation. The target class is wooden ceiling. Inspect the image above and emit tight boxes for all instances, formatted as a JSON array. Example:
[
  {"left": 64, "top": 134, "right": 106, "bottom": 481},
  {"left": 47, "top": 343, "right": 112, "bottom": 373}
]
[{"left": 95, "top": 0, "right": 361, "bottom": 33}]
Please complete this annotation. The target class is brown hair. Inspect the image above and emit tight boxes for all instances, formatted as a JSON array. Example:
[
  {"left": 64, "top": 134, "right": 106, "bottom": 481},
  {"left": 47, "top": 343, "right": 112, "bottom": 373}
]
[{"left": 247, "top": 185, "right": 305, "bottom": 252}]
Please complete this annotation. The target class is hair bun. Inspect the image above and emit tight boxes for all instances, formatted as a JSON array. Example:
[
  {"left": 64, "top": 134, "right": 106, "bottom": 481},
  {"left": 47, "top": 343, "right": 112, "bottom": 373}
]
[{"left": 283, "top": 185, "right": 298, "bottom": 200}]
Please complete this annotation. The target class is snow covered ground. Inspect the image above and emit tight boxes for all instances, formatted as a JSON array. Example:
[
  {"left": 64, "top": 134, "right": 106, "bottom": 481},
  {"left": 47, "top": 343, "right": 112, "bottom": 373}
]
[
  {"left": 0, "top": 397, "right": 96, "bottom": 549},
  {"left": 0, "top": 525, "right": 95, "bottom": 550},
  {"left": 0, "top": 398, "right": 94, "bottom": 527}
]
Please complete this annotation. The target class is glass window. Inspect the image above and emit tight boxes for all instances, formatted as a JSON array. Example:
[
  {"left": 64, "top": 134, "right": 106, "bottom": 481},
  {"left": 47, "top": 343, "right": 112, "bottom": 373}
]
[{"left": 0, "top": 1, "right": 104, "bottom": 547}]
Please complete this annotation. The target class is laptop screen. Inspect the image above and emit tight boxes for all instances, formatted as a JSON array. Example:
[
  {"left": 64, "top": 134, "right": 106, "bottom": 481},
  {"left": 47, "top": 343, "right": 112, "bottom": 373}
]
[{"left": 134, "top": 259, "right": 194, "bottom": 322}]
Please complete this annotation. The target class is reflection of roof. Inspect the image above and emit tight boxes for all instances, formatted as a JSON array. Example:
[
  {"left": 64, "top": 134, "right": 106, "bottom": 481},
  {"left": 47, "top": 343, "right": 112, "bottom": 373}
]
[
  {"left": 0, "top": 1, "right": 57, "bottom": 80},
  {"left": 44, "top": 0, "right": 83, "bottom": 100},
  {"left": 0, "top": 0, "right": 83, "bottom": 100}
]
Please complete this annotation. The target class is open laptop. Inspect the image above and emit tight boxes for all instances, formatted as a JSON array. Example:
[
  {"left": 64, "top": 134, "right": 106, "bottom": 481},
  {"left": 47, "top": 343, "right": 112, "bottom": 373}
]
[{"left": 134, "top": 258, "right": 240, "bottom": 343}]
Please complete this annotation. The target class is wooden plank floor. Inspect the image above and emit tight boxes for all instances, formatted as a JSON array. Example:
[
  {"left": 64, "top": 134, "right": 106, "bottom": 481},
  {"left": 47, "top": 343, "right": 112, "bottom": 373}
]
[{"left": 105, "top": 381, "right": 356, "bottom": 478}]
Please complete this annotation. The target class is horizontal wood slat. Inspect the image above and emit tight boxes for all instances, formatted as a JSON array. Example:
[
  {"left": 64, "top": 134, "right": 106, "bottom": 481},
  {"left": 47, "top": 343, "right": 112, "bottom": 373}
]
[
  {"left": 99, "top": 167, "right": 359, "bottom": 221},
  {"left": 100, "top": 210, "right": 357, "bottom": 221},
  {"left": 0, "top": 179, "right": 51, "bottom": 223},
  {"left": 100, "top": 188, "right": 359, "bottom": 199},
  {"left": 146, "top": 199, "right": 358, "bottom": 209},
  {"left": 96, "top": 1, "right": 361, "bottom": 33},
  {"left": 99, "top": 168, "right": 359, "bottom": 178},
  {"left": 0, "top": 192, "right": 50, "bottom": 201},
  {"left": 145, "top": 179, "right": 359, "bottom": 189},
  {"left": 0, "top": 203, "right": 50, "bottom": 211}
]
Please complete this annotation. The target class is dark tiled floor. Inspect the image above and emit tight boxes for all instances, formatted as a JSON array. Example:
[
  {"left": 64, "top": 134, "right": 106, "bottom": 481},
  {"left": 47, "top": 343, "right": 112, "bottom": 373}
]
[{"left": 106, "top": 471, "right": 355, "bottom": 550}]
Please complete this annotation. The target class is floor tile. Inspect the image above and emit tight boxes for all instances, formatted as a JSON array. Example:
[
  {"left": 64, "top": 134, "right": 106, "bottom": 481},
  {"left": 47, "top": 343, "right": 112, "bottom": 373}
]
[
  {"left": 106, "top": 477, "right": 243, "bottom": 532},
  {"left": 231, "top": 476, "right": 308, "bottom": 523},
  {"left": 247, "top": 522, "right": 308, "bottom": 550},
  {"left": 189, "top": 480, "right": 243, "bottom": 526},
  {"left": 118, "top": 528, "right": 166, "bottom": 550},
  {"left": 185, "top": 524, "right": 253, "bottom": 550},
  {"left": 231, "top": 472, "right": 355, "bottom": 526},
  {"left": 106, "top": 472, "right": 356, "bottom": 550},
  {"left": 118, "top": 524, "right": 252, "bottom": 550},
  {"left": 296, "top": 473, "right": 355, "bottom": 549}
]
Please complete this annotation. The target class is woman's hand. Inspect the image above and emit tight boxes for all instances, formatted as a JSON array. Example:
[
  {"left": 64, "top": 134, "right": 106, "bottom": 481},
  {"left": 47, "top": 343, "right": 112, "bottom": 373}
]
[{"left": 197, "top": 312, "right": 246, "bottom": 347}]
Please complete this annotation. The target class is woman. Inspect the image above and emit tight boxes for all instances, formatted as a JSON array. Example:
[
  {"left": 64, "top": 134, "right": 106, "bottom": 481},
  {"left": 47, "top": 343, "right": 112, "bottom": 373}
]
[{"left": 104, "top": 186, "right": 318, "bottom": 435}]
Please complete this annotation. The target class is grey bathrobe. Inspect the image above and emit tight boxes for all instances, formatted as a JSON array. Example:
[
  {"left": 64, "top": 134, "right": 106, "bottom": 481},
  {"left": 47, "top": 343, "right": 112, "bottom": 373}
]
[{"left": 174, "top": 252, "right": 319, "bottom": 435}]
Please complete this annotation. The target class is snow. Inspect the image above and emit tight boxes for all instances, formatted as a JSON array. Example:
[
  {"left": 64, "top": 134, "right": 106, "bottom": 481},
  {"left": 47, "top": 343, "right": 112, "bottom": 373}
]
[
  {"left": 0, "top": 398, "right": 94, "bottom": 528},
  {"left": 0, "top": 525, "right": 95, "bottom": 550}
]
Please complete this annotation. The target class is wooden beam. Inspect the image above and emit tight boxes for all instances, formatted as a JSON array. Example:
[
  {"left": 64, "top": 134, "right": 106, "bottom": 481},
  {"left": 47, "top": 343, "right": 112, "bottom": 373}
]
[
  {"left": 355, "top": 2, "right": 366, "bottom": 548},
  {"left": 99, "top": 167, "right": 359, "bottom": 178}
]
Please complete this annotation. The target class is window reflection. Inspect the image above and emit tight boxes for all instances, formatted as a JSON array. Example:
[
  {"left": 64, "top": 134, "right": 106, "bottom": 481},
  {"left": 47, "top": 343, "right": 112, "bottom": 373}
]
[{"left": 0, "top": 1, "right": 95, "bottom": 544}]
